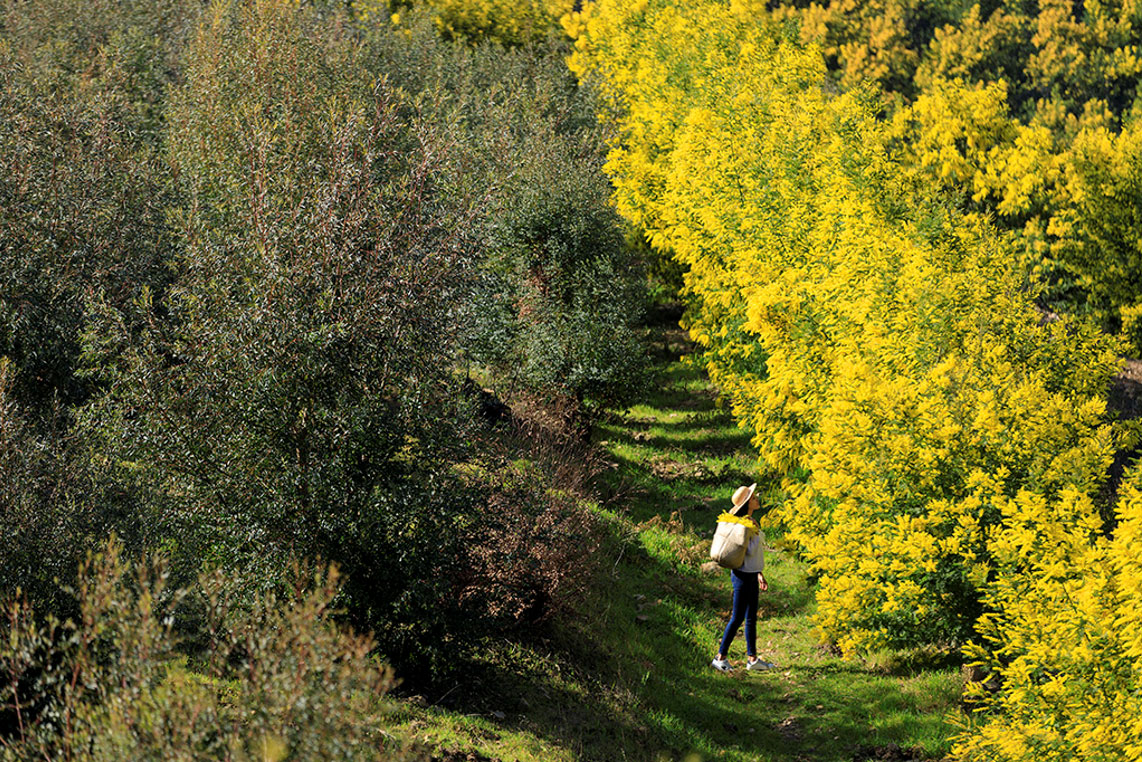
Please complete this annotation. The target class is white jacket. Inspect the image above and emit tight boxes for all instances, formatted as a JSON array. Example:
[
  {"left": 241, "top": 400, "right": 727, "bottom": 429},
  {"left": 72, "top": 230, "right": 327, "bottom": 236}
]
[{"left": 737, "top": 530, "right": 765, "bottom": 573}]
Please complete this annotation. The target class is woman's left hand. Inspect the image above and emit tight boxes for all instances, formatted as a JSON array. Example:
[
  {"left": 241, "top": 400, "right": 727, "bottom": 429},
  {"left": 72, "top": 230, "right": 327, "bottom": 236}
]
[{"left": 759, "top": 573, "right": 768, "bottom": 592}]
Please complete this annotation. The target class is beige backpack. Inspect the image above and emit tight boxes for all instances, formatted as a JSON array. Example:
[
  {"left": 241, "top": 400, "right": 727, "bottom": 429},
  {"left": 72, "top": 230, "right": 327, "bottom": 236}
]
[{"left": 709, "top": 513, "right": 756, "bottom": 569}]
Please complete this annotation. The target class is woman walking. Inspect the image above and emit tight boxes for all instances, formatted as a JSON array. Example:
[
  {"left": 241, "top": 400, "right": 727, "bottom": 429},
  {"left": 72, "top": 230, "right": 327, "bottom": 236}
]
[{"left": 711, "top": 483, "right": 774, "bottom": 672}]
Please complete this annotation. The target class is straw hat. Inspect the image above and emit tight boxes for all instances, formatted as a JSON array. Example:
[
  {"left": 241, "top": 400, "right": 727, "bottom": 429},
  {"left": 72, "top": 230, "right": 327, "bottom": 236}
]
[{"left": 730, "top": 483, "right": 757, "bottom": 515}]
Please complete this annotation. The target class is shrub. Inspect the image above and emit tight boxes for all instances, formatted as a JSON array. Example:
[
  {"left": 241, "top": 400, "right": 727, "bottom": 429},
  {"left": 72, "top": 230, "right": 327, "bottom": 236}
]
[
  {"left": 0, "top": 0, "right": 194, "bottom": 623},
  {"left": 356, "top": 15, "right": 648, "bottom": 422},
  {"left": 79, "top": 0, "right": 484, "bottom": 676},
  {"left": 460, "top": 487, "right": 600, "bottom": 626},
  {"left": 0, "top": 0, "right": 189, "bottom": 416},
  {"left": 3, "top": 0, "right": 633, "bottom": 688},
  {"left": 0, "top": 539, "right": 415, "bottom": 761},
  {"left": 456, "top": 419, "right": 604, "bottom": 628},
  {"left": 0, "top": 360, "right": 89, "bottom": 616},
  {"left": 764, "top": 0, "right": 1142, "bottom": 340}
]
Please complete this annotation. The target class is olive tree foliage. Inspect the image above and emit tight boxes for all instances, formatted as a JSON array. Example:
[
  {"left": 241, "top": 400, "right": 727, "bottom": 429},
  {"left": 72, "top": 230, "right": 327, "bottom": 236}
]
[
  {"left": 78, "top": 0, "right": 485, "bottom": 673},
  {"left": 0, "top": 361, "right": 92, "bottom": 618},
  {"left": 359, "top": 14, "right": 648, "bottom": 419},
  {"left": 471, "top": 92, "right": 647, "bottom": 416}
]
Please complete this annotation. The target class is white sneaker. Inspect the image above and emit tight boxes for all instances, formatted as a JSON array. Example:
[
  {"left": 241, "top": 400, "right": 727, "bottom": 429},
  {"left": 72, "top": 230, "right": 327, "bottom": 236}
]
[
  {"left": 747, "top": 659, "right": 776, "bottom": 671},
  {"left": 711, "top": 658, "right": 733, "bottom": 672}
]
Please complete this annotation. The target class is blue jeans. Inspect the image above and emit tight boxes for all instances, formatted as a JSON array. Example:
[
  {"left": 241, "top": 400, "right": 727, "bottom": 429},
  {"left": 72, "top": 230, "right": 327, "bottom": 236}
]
[{"left": 718, "top": 569, "right": 758, "bottom": 657}]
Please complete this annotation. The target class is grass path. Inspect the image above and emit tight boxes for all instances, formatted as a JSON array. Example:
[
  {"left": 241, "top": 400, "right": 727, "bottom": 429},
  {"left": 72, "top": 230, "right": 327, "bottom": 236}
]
[{"left": 392, "top": 310, "right": 965, "bottom": 762}]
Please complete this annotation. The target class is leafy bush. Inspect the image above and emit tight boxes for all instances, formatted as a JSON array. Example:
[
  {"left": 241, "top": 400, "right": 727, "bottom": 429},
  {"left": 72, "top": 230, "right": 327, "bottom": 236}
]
[
  {"left": 457, "top": 421, "right": 604, "bottom": 628},
  {"left": 460, "top": 487, "right": 599, "bottom": 626},
  {"left": 356, "top": 14, "right": 647, "bottom": 423},
  {"left": 0, "top": 0, "right": 189, "bottom": 416},
  {"left": 772, "top": 0, "right": 963, "bottom": 99},
  {"left": 0, "top": 540, "right": 414, "bottom": 761},
  {"left": 77, "top": 0, "right": 485, "bottom": 675},
  {"left": 0, "top": 0, "right": 192, "bottom": 613},
  {"left": 0, "top": 360, "right": 96, "bottom": 616},
  {"left": 2, "top": 0, "right": 634, "bottom": 689}
]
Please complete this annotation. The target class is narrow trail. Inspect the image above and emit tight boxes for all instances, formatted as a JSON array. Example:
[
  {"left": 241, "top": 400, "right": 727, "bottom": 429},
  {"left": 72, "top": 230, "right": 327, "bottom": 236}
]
[{"left": 397, "top": 307, "right": 964, "bottom": 762}]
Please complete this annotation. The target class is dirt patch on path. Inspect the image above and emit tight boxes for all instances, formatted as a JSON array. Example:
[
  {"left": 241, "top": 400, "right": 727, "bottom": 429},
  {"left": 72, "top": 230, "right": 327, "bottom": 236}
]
[
  {"left": 851, "top": 743, "right": 934, "bottom": 761},
  {"left": 430, "top": 749, "right": 498, "bottom": 762}
]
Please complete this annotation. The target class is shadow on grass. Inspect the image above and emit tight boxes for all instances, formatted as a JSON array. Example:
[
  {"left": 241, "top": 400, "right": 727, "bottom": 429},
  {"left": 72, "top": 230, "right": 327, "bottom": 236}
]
[
  {"left": 603, "top": 426, "right": 755, "bottom": 458},
  {"left": 596, "top": 391, "right": 761, "bottom": 525},
  {"left": 461, "top": 515, "right": 955, "bottom": 762},
  {"left": 630, "top": 365, "right": 721, "bottom": 412},
  {"left": 597, "top": 448, "right": 765, "bottom": 528}
]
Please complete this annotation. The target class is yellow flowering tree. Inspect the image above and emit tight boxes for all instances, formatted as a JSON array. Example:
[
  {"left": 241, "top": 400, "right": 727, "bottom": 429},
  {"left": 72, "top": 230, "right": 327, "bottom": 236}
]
[
  {"left": 572, "top": 0, "right": 1142, "bottom": 754},
  {"left": 1051, "top": 119, "right": 1142, "bottom": 348},
  {"left": 955, "top": 471, "right": 1142, "bottom": 761},
  {"left": 568, "top": 0, "right": 1125, "bottom": 655},
  {"left": 889, "top": 79, "right": 1142, "bottom": 352},
  {"left": 772, "top": 0, "right": 963, "bottom": 98},
  {"left": 772, "top": 0, "right": 1142, "bottom": 348},
  {"left": 427, "top": 0, "right": 573, "bottom": 44},
  {"left": 916, "top": 0, "right": 1142, "bottom": 120}
]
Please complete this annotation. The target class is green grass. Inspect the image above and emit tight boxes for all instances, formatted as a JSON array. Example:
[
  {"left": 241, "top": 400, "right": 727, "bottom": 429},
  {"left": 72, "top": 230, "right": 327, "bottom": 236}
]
[{"left": 389, "top": 314, "right": 965, "bottom": 762}]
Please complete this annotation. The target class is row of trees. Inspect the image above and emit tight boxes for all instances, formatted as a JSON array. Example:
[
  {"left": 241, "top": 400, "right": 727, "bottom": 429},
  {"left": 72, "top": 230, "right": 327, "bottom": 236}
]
[
  {"left": 767, "top": 0, "right": 1142, "bottom": 350},
  {"left": 567, "top": 0, "right": 1142, "bottom": 759},
  {"left": 0, "top": 0, "right": 647, "bottom": 746}
]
